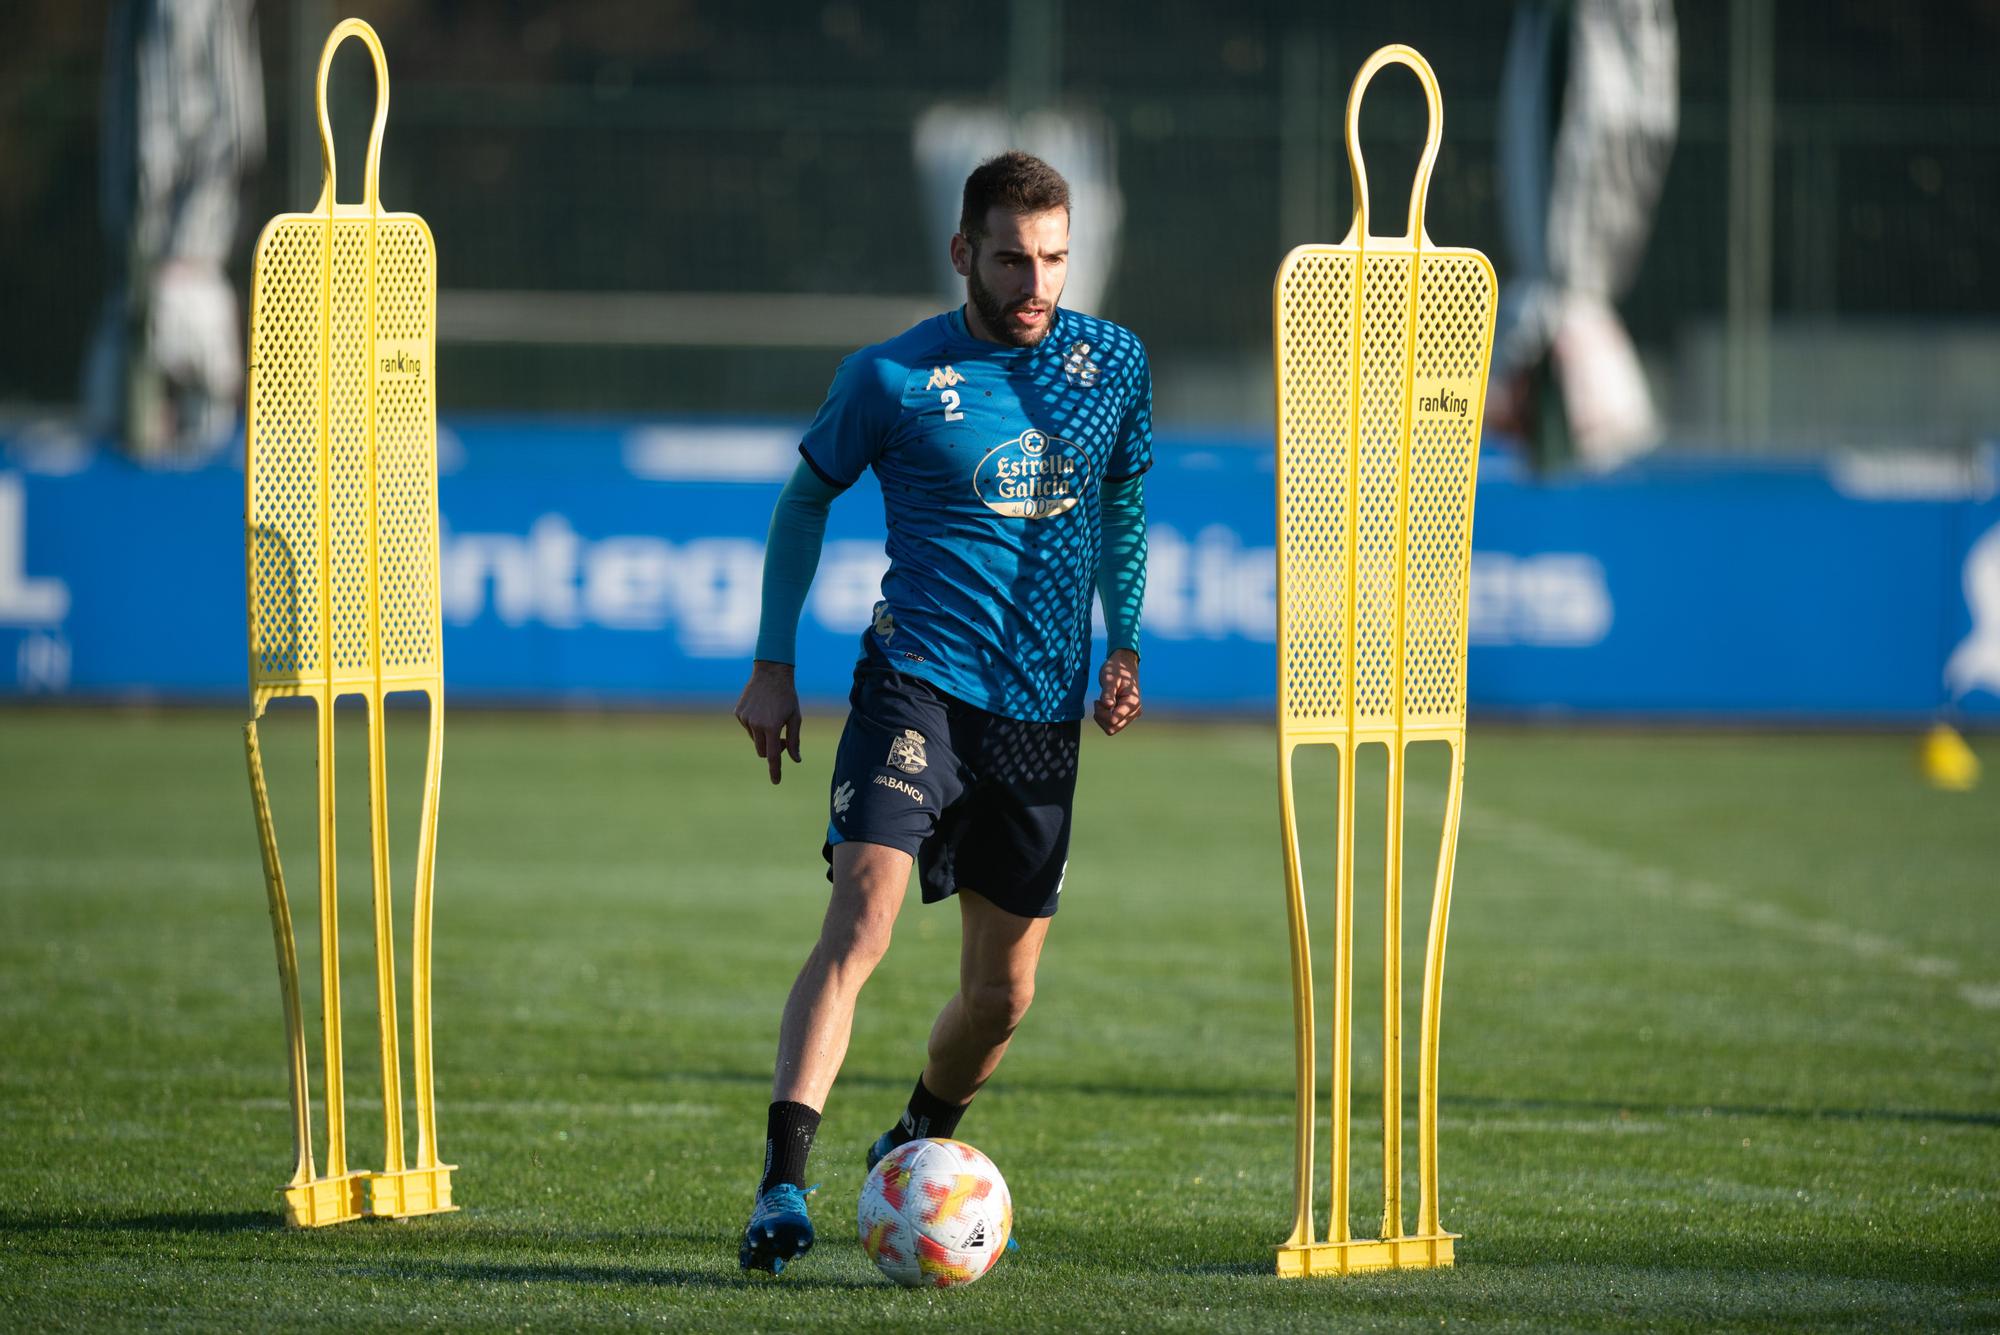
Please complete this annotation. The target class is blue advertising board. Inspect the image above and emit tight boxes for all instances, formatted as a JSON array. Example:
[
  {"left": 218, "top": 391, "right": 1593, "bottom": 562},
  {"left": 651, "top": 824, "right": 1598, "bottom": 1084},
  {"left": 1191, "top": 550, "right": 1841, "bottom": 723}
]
[{"left": 3, "top": 421, "right": 1996, "bottom": 721}]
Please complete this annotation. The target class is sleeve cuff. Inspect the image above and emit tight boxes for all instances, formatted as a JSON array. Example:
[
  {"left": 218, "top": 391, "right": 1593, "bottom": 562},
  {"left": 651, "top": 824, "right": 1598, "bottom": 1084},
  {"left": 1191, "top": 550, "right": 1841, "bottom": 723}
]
[{"left": 797, "top": 444, "right": 849, "bottom": 490}]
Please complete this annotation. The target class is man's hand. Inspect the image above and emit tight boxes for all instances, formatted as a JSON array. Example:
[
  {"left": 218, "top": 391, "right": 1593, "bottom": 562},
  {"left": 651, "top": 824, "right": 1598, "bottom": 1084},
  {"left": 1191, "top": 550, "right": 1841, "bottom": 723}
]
[
  {"left": 735, "top": 660, "right": 803, "bottom": 784},
  {"left": 1093, "top": 648, "right": 1142, "bottom": 736}
]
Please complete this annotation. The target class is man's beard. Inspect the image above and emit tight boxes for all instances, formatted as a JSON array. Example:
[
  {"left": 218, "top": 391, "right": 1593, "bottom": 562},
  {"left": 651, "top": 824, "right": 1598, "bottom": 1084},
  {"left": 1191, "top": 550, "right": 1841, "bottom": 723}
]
[{"left": 967, "top": 262, "right": 1057, "bottom": 348}]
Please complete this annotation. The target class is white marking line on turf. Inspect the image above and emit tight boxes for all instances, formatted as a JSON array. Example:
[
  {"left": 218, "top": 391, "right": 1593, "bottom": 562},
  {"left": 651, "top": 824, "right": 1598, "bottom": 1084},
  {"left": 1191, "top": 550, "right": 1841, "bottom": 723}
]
[
  {"left": 239, "top": 1097, "right": 725, "bottom": 1119},
  {"left": 1175, "top": 1111, "right": 1290, "bottom": 1127},
  {"left": 1468, "top": 804, "right": 2000, "bottom": 1012},
  {"left": 0, "top": 856, "right": 248, "bottom": 887},
  {"left": 1458, "top": 1118, "right": 1666, "bottom": 1136},
  {"left": 0, "top": 855, "right": 609, "bottom": 884}
]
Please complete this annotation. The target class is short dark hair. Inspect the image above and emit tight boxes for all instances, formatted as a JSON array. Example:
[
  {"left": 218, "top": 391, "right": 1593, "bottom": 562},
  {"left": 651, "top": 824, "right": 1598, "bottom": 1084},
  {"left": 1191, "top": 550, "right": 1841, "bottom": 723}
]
[{"left": 958, "top": 151, "right": 1071, "bottom": 246}]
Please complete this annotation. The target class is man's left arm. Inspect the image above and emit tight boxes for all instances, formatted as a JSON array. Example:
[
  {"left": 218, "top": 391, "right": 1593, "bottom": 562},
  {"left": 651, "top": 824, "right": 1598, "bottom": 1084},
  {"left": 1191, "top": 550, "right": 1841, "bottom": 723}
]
[{"left": 1094, "top": 473, "right": 1147, "bottom": 736}]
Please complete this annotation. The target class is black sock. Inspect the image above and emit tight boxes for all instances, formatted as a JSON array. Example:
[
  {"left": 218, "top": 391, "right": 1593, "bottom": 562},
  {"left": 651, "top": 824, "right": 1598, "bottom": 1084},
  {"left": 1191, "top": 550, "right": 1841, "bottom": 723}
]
[
  {"left": 760, "top": 1100, "right": 821, "bottom": 1194},
  {"left": 886, "top": 1075, "right": 969, "bottom": 1148}
]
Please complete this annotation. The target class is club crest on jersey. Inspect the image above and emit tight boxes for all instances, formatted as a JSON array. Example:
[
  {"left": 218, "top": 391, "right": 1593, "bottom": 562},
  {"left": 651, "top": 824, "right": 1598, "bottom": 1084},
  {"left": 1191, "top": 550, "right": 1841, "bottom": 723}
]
[
  {"left": 887, "top": 729, "right": 928, "bottom": 774},
  {"left": 1062, "top": 341, "right": 1100, "bottom": 387},
  {"left": 974, "top": 429, "right": 1082, "bottom": 519},
  {"left": 925, "top": 365, "right": 965, "bottom": 391}
]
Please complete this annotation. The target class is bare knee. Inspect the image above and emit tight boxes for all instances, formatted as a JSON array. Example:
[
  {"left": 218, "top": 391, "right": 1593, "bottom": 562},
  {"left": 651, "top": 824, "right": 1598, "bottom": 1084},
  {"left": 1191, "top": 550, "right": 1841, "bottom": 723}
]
[
  {"left": 962, "top": 973, "right": 1035, "bottom": 1041},
  {"left": 819, "top": 900, "right": 898, "bottom": 974},
  {"left": 819, "top": 844, "right": 911, "bottom": 976}
]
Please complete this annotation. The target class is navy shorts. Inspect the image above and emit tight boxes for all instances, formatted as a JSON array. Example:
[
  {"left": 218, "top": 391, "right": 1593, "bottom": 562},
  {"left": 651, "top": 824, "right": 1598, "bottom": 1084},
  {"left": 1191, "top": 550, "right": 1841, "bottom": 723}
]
[{"left": 823, "top": 667, "right": 1080, "bottom": 919}]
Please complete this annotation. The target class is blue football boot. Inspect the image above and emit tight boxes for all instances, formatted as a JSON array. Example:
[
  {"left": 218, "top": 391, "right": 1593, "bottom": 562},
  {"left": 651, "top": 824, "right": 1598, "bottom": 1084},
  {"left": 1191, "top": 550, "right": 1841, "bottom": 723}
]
[
  {"left": 739, "top": 1182, "right": 816, "bottom": 1275},
  {"left": 865, "top": 1129, "right": 900, "bottom": 1172}
]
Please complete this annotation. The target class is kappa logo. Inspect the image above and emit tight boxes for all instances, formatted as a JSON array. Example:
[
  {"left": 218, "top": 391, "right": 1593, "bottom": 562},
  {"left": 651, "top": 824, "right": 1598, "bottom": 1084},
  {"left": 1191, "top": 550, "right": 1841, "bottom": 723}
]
[
  {"left": 925, "top": 365, "right": 965, "bottom": 391},
  {"left": 872, "top": 600, "right": 896, "bottom": 643},
  {"left": 887, "top": 728, "right": 928, "bottom": 774},
  {"left": 832, "top": 781, "right": 854, "bottom": 817},
  {"left": 1062, "top": 341, "right": 1099, "bottom": 388}
]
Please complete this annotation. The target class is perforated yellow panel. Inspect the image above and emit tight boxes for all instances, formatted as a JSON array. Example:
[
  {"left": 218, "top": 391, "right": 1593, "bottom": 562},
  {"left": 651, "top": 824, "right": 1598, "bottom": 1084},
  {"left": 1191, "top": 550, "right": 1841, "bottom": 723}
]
[
  {"left": 1275, "top": 252, "right": 1356, "bottom": 730},
  {"left": 1352, "top": 254, "right": 1414, "bottom": 731},
  {"left": 1273, "top": 121, "right": 1494, "bottom": 744},
  {"left": 247, "top": 222, "right": 441, "bottom": 688},
  {"left": 1273, "top": 44, "right": 1497, "bottom": 1281},
  {"left": 246, "top": 221, "right": 328, "bottom": 688},
  {"left": 328, "top": 223, "right": 370, "bottom": 677},
  {"left": 1403, "top": 255, "right": 1492, "bottom": 730},
  {"left": 242, "top": 17, "right": 452, "bottom": 1230},
  {"left": 373, "top": 220, "right": 440, "bottom": 677}
]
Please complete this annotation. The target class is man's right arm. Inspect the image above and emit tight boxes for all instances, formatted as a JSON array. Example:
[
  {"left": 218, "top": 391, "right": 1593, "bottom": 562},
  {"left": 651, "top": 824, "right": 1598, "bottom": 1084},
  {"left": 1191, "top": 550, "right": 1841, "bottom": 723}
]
[{"left": 735, "top": 460, "right": 845, "bottom": 784}]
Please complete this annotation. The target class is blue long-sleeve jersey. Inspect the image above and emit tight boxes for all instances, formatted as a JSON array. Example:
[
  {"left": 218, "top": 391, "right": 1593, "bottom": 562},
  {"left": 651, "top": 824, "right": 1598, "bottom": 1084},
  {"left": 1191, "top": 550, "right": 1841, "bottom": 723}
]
[{"left": 778, "top": 305, "right": 1154, "bottom": 723}]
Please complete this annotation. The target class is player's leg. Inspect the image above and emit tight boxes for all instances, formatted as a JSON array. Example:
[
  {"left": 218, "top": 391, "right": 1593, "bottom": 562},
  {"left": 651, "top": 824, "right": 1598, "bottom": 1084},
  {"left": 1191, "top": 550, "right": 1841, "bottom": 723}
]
[
  {"left": 867, "top": 709, "right": 1077, "bottom": 1168},
  {"left": 923, "top": 889, "right": 1050, "bottom": 1102},
  {"left": 744, "top": 668, "right": 957, "bottom": 1273},
  {"left": 743, "top": 840, "right": 911, "bottom": 1274},
  {"left": 774, "top": 840, "right": 914, "bottom": 1111},
  {"left": 866, "top": 890, "right": 1049, "bottom": 1167}
]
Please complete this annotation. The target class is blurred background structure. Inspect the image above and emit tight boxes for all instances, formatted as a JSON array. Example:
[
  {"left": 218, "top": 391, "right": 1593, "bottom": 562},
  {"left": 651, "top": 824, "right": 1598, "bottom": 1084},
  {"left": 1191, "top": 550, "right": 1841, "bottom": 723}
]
[
  {"left": 4, "top": 0, "right": 1996, "bottom": 446},
  {"left": 79, "top": 0, "right": 263, "bottom": 458},
  {"left": 2, "top": 0, "right": 1998, "bottom": 728},
  {"left": 1491, "top": 0, "right": 1678, "bottom": 471}
]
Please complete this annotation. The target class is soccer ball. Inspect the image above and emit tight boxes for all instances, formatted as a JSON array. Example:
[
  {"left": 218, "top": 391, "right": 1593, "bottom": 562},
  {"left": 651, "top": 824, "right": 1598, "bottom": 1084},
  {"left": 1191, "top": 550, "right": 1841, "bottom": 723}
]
[{"left": 856, "top": 1138, "right": 1012, "bottom": 1288}]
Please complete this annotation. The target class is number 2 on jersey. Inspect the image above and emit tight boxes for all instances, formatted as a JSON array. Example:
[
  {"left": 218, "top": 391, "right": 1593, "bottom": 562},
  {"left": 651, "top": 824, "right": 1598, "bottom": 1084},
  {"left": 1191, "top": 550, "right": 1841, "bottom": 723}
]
[{"left": 940, "top": 389, "right": 965, "bottom": 422}]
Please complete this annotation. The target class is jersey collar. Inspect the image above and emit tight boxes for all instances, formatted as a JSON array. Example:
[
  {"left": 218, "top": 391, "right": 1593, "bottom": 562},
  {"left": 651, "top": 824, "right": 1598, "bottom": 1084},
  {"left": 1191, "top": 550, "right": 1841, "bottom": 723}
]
[{"left": 946, "top": 304, "right": 1069, "bottom": 358}]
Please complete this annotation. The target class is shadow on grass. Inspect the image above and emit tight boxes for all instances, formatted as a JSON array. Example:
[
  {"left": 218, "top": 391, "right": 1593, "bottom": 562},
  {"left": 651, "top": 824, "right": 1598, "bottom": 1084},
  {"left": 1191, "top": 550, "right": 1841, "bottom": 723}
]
[
  {"left": 406, "top": 1259, "right": 875, "bottom": 1291},
  {"left": 1028, "top": 1192, "right": 2000, "bottom": 1290},
  {"left": 665, "top": 1067, "right": 2000, "bottom": 1129},
  {"left": 0, "top": 1210, "right": 283, "bottom": 1236},
  {"left": 0, "top": 1212, "right": 876, "bottom": 1291},
  {"left": 1152, "top": 1228, "right": 2000, "bottom": 1289},
  {"left": 638, "top": 1067, "right": 910, "bottom": 1094},
  {"left": 1463, "top": 1235, "right": 2000, "bottom": 1281},
  {"left": 665, "top": 1066, "right": 1281, "bottom": 1104},
  {"left": 1443, "top": 1092, "right": 2000, "bottom": 1130},
  {"left": 1155, "top": 1242, "right": 2000, "bottom": 1293},
  {"left": 1169, "top": 1259, "right": 1273, "bottom": 1278}
]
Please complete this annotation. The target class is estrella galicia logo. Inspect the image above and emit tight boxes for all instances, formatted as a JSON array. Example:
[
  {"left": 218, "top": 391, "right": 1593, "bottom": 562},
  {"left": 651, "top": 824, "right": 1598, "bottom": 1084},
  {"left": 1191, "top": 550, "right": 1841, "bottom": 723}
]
[
  {"left": 974, "top": 429, "right": 1082, "bottom": 519},
  {"left": 1062, "top": 341, "right": 1099, "bottom": 387}
]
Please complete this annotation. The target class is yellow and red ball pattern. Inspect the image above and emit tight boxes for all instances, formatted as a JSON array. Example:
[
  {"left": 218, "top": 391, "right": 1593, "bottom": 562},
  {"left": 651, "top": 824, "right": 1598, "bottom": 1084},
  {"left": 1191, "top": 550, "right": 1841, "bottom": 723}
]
[{"left": 856, "top": 1138, "right": 1012, "bottom": 1288}]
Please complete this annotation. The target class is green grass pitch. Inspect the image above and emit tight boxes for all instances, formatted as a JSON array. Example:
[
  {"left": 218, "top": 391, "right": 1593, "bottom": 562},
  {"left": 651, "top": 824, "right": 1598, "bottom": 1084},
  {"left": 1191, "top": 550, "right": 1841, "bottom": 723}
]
[{"left": 1, "top": 708, "right": 1995, "bottom": 1330}]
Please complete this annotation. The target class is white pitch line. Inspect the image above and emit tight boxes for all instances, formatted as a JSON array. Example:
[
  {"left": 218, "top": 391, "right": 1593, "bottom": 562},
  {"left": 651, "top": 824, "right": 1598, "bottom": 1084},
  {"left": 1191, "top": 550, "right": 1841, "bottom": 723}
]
[
  {"left": 1467, "top": 803, "right": 2000, "bottom": 1012},
  {"left": 0, "top": 854, "right": 668, "bottom": 894},
  {"left": 237, "top": 1096, "right": 726, "bottom": 1119}
]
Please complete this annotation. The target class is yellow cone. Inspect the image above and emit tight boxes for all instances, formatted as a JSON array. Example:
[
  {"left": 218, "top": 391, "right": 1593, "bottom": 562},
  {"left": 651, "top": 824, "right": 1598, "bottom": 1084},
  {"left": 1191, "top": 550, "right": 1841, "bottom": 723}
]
[{"left": 1919, "top": 723, "right": 1981, "bottom": 791}]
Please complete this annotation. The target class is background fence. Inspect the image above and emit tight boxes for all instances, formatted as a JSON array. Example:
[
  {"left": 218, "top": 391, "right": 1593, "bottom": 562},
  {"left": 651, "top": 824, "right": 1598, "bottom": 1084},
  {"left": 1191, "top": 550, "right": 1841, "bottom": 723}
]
[{"left": 6, "top": 1, "right": 1998, "bottom": 449}]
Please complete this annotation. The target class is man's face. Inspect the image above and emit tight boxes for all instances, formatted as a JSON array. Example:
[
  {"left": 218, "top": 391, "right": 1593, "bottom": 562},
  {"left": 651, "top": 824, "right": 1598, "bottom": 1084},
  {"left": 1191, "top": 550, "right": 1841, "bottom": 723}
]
[{"left": 951, "top": 206, "right": 1069, "bottom": 348}]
